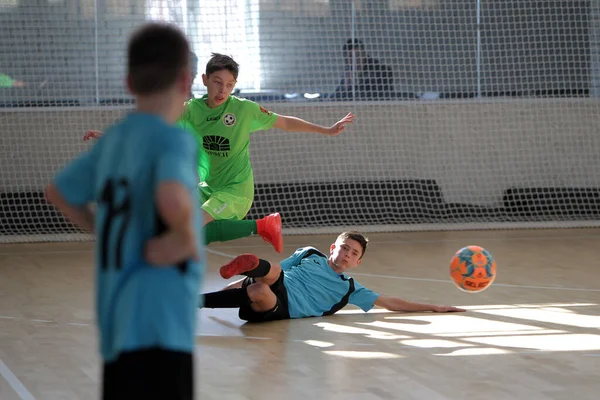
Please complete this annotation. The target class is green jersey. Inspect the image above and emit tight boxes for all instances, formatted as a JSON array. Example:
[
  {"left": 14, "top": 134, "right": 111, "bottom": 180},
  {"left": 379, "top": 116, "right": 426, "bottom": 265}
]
[
  {"left": 0, "top": 74, "right": 15, "bottom": 88},
  {"left": 179, "top": 95, "right": 279, "bottom": 201}
]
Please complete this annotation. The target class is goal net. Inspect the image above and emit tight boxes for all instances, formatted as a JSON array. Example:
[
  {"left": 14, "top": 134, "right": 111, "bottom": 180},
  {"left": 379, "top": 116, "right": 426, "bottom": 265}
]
[{"left": 1, "top": 0, "right": 600, "bottom": 243}]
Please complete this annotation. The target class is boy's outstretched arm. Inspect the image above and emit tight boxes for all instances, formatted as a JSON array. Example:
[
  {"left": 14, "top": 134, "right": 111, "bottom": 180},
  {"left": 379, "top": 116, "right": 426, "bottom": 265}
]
[
  {"left": 272, "top": 112, "right": 356, "bottom": 136},
  {"left": 44, "top": 183, "right": 95, "bottom": 232},
  {"left": 374, "top": 295, "right": 466, "bottom": 313}
]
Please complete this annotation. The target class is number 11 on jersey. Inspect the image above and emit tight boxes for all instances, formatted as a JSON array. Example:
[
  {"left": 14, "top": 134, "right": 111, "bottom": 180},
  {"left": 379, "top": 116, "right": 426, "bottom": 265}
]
[{"left": 99, "top": 179, "right": 131, "bottom": 270}]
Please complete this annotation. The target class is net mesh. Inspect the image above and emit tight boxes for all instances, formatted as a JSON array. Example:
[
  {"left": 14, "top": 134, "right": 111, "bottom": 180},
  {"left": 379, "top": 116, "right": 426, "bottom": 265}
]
[{"left": 1, "top": 0, "right": 600, "bottom": 243}]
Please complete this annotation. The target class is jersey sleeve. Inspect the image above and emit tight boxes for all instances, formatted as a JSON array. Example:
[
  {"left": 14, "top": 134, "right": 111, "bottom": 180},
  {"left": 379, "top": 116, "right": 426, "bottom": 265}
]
[
  {"left": 54, "top": 144, "right": 99, "bottom": 206},
  {"left": 177, "top": 102, "right": 194, "bottom": 132},
  {"left": 177, "top": 102, "right": 209, "bottom": 182},
  {"left": 155, "top": 128, "right": 199, "bottom": 191},
  {"left": 348, "top": 280, "right": 380, "bottom": 312},
  {"left": 177, "top": 102, "right": 200, "bottom": 143},
  {"left": 245, "top": 100, "right": 279, "bottom": 133}
]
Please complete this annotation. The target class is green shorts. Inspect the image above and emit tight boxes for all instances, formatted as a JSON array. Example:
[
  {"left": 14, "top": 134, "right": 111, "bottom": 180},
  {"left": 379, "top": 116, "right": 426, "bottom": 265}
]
[{"left": 199, "top": 185, "right": 253, "bottom": 221}]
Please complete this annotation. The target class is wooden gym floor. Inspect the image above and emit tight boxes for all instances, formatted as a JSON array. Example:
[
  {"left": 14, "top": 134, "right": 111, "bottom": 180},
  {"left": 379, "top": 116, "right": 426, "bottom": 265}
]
[{"left": 1, "top": 228, "right": 600, "bottom": 399}]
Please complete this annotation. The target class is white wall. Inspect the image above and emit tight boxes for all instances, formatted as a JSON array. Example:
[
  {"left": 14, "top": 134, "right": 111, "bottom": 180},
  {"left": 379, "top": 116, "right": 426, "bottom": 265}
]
[{"left": 2, "top": 99, "right": 600, "bottom": 207}]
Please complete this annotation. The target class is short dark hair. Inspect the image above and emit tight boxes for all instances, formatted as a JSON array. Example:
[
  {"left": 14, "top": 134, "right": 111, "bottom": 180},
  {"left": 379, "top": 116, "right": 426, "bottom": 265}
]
[
  {"left": 127, "top": 23, "right": 190, "bottom": 95},
  {"left": 338, "top": 231, "right": 369, "bottom": 259},
  {"left": 205, "top": 53, "right": 239, "bottom": 80},
  {"left": 343, "top": 38, "right": 365, "bottom": 52}
]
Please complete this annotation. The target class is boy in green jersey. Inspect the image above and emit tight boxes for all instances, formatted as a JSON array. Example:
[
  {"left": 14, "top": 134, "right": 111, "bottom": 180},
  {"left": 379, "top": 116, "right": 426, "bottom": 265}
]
[
  {"left": 179, "top": 53, "right": 354, "bottom": 222},
  {"left": 84, "top": 53, "right": 354, "bottom": 259}
]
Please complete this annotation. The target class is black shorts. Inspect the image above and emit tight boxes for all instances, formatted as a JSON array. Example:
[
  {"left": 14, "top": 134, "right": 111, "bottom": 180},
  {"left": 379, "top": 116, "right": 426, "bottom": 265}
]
[
  {"left": 102, "top": 347, "right": 193, "bottom": 400},
  {"left": 239, "top": 271, "right": 291, "bottom": 322}
]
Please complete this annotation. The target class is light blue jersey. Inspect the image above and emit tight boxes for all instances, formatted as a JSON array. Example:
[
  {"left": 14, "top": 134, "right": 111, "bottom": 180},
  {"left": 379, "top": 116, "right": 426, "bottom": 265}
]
[
  {"left": 54, "top": 113, "right": 204, "bottom": 363},
  {"left": 281, "top": 247, "right": 380, "bottom": 319}
]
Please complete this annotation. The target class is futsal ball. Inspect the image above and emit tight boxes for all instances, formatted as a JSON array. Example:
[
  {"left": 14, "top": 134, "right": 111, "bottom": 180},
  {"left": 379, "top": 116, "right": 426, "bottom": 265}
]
[{"left": 450, "top": 245, "right": 496, "bottom": 293}]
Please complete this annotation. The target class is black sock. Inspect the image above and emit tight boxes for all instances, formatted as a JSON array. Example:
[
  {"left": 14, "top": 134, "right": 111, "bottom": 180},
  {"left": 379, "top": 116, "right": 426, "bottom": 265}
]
[
  {"left": 244, "top": 259, "right": 271, "bottom": 278},
  {"left": 201, "top": 288, "right": 251, "bottom": 308}
]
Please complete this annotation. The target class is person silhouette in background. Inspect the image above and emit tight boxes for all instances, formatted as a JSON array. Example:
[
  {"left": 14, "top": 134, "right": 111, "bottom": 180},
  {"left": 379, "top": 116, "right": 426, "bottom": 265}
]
[{"left": 333, "top": 38, "right": 394, "bottom": 100}]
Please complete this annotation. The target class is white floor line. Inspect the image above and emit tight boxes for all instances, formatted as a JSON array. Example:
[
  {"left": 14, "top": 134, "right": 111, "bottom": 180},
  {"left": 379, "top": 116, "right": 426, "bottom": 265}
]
[
  {"left": 2, "top": 231, "right": 599, "bottom": 255},
  {"left": 350, "top": 272, "right": 600, "bottom": 292},
  {"left": 206, "top": 248, "right": 236, "bottom": 259},
  {"left": 363, "top": 234, "right": 600, "bottom": 245},
  {"left": 0, "top": 357, "right": 36, "bottom": 400}
]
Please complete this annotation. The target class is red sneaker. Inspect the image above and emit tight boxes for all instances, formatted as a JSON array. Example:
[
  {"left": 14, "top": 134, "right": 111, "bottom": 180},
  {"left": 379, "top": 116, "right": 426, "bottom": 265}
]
[
  {"left": 256, "top": 213, "right": 283, "bottom": 253},
  {"left": 220, "top": 254, "right": 260, "bottom": 279}
]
